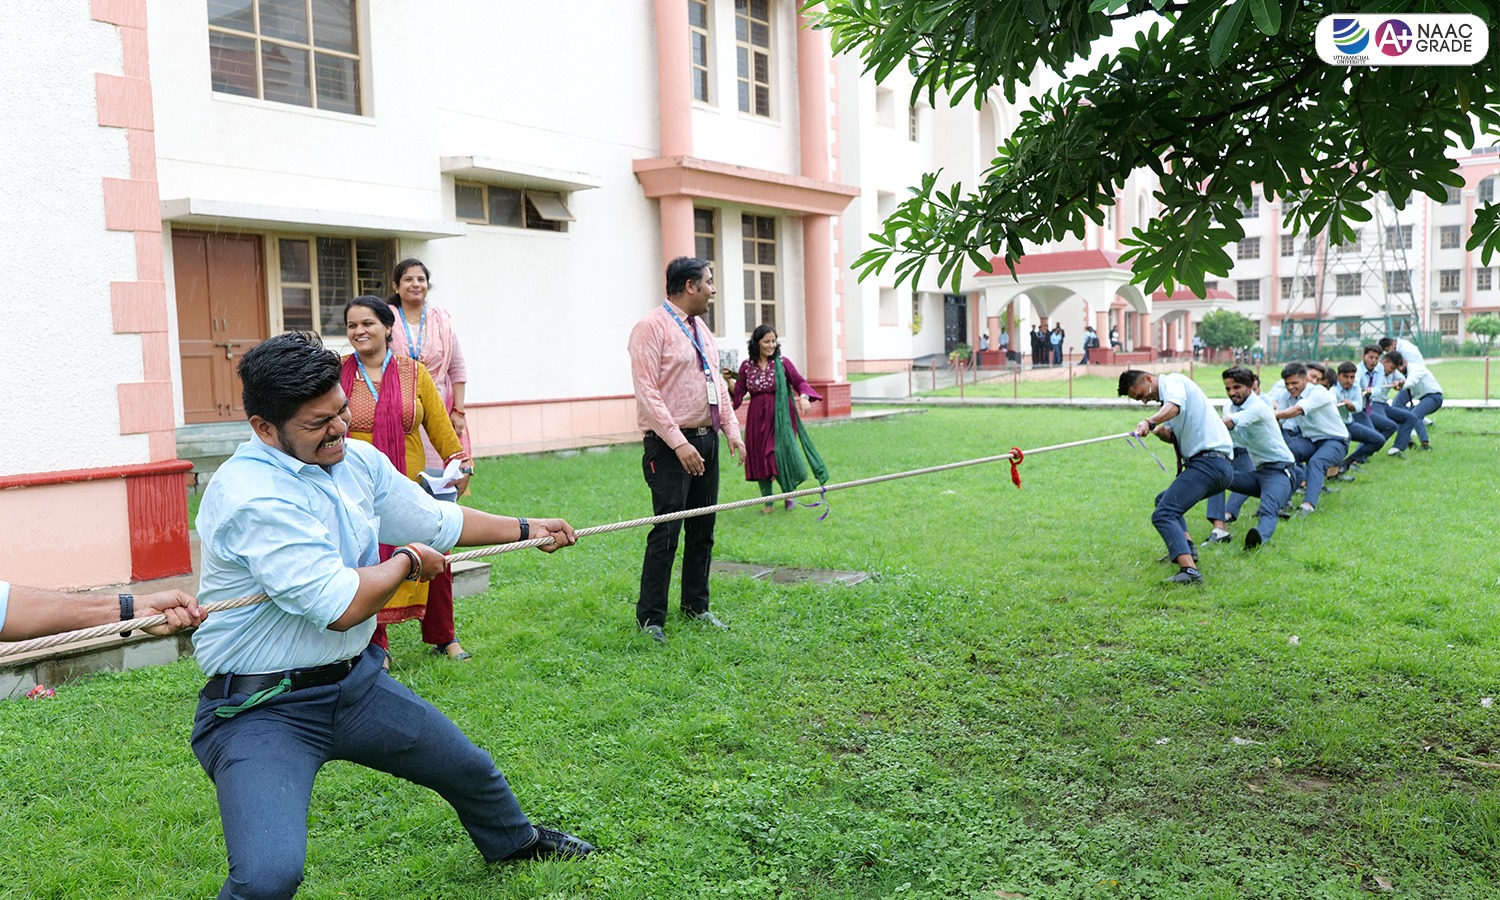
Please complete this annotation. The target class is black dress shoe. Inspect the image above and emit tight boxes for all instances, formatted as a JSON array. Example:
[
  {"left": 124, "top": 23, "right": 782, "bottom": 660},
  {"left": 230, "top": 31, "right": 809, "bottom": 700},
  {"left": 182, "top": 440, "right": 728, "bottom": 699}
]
[
  {"left": 1244, "top": 528, "right": 1262, "bottom": 550},
  {"left": 503, "top": 826, "right": 595, "bottom": 862}
]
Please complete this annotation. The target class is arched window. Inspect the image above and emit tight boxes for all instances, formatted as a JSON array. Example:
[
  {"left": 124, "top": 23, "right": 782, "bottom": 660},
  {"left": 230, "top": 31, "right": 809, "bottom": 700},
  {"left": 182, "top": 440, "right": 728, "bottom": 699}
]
[{"left": 1480, "top": 176, "right": 1496, "bottom": 204}]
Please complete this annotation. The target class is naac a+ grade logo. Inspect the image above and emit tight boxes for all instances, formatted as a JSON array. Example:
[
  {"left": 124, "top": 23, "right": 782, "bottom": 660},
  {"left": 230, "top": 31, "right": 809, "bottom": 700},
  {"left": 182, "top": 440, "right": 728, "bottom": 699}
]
[{"left": 1317, "top": 14, "right": 1488, "bottom": 66}]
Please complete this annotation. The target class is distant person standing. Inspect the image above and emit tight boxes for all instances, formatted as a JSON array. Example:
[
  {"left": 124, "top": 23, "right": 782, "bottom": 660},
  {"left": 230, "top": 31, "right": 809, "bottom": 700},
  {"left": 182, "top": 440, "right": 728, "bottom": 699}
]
[
  {"left": 998, "top": 328, "right": 1011, "bottom": 362},
  {"left": 1082, "top": 325, "right": 1099, "bottom": 364},
  {"left": 1049, "top": 325, "right": 1064, "bottom": 365},
  {"left": 628, "top": 257, "right": 746, "bottom": 644},
  {"left": 1030, "top": 326, "right": 1045, "bottom": 367},
  {"left": 1109, "top": 324, "right": 1122, "bottom": 349}
]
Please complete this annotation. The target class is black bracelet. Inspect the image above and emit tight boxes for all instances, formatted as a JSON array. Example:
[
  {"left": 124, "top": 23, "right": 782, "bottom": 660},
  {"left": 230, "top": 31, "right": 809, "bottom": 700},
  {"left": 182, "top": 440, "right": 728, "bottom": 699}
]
[
  {"left": 118, "top": 593, "right": 134, "bottom": 637},
  {"left": 518, "top": 517, "right": 529, "bottom": 541},
  {"left": 392, "top": 547, "right": 421, "bottom": 582}
]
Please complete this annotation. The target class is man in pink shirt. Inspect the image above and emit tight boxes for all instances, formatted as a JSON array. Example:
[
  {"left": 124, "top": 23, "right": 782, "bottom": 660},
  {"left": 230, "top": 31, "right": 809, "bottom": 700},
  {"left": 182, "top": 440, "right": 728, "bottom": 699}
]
[{"left": 628, "top": 257, "right": 746, "bottom": 643}]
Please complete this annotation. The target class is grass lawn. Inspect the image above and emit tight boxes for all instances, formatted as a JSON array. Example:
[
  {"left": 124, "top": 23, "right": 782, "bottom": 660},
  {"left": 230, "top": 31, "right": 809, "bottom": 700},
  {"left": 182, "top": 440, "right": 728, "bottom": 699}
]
[
  {"left": 926, "top": 358, "right": 1500, "bottom": 403},
  {"left": 7, "top": 407, "right": 1500, "bottom": 898}
]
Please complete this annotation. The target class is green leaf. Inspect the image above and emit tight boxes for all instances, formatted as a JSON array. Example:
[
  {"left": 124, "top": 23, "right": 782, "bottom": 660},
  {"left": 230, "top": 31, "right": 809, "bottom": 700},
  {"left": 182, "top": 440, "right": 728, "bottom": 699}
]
[
  {"left": 1209, "top": 0, "right": 1249, "bottom": 69},
  {"left": 1247, "top": 0, "right": 1281, "bottom": 35}
]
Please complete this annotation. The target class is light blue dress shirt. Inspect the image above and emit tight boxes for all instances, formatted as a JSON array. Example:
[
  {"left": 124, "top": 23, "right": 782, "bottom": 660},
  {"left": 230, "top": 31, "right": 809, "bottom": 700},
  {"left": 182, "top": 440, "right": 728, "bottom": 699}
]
[
  {"left": 1404, "top": 368, "right": 1443, "bottom": 399},
  {"left": 192, "top": 436, "right": 465, "bottom": 677},
  {"left": 1263, "top": 379, "right": 1300, "bottom": 434},
  {"left": 1330, "top": 382, "right": 1363, "bottom": 423},
  {"left": 1397, "top": 338, "right": 1429, "bottom": 378},
  {"left": 1359, "top": 362, "right": 1393, "bottom": 405},
  {"left": 0, "top": 581, "right": 9, "bottom": 633},
  {"left": 1225, "top": 394, "right": 1295, "bottom": 466},
  {"left": 1157, "top": 372, "right": 1233, "bottom": 458},
  {"left": 1287, "top": 383, "right": 1349, "bottom": 441}
]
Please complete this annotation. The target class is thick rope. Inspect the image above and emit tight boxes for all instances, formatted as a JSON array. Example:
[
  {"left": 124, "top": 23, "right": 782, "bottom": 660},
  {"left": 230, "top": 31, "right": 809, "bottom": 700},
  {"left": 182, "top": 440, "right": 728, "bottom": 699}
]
[{"left": 0, "top": 431, "right": 1132, "bottom": 658}]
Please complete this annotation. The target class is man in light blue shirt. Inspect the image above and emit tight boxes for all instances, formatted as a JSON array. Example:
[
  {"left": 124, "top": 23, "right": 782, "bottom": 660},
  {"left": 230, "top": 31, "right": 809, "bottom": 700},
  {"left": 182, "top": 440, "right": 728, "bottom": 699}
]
[
  {"left": 1275, "top": 363, "right": 1349, "bottom": 516},
  {"left": 1331, "top": 361, "right": 1389, "bottom": 467},
  {"left": 1120, "top": 370, "right": 1234, "bottom": 584},
  {"left": 191, "top": 334, "right": 592, "bottom": 900},
  {"left": 1206, "top": 367, "right": 1297, "bottom": 549},
  {"left": 1385, "top": 349, "right": 1443, "bottom": 452},
  {"left": 0, "top": 581, "right": 202, "bottom": 641},
  {"left": 1357, "top": 344, "right": 1410, "bottom": 445}
]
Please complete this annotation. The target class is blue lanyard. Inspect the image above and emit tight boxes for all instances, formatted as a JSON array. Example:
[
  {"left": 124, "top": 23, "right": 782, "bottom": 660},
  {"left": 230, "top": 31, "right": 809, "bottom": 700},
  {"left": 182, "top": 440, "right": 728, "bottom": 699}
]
[
  {"left": 355, "top": 350, "right": 393, "bottom": 401},
  {"left": 661, "top": 302, "right": 712, "bottom": 378},
  {"left": 398, "top": 306, "right": 426, "bottom": 361}
]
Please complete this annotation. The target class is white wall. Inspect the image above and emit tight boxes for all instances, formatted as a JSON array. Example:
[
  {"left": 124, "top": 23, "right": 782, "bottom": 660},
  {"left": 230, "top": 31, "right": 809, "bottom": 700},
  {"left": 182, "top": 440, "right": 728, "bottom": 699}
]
[{"left": 0, "top": 8, "right": 147, "bottom": 474}]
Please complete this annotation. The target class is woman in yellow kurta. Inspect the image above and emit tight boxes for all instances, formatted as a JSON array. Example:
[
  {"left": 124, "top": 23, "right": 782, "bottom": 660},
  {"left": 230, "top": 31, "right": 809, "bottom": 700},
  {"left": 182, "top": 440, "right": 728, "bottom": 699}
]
[{"left": 342, "top": 295, "right": 474, "bottom": 661}]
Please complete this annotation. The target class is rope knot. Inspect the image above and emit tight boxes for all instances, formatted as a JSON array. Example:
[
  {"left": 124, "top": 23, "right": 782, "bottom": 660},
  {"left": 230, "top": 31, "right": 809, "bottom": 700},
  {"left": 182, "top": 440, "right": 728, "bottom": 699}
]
[{"left": 1009, "top": 447, "right": 1024, "bottom": 489}]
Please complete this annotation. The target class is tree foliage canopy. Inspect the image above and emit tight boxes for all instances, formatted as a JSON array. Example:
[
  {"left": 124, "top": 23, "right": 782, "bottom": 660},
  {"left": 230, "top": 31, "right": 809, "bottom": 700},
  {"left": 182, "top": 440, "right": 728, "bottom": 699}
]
[
  {"left": 1466, "top": 313, "right": 1500, "bottom": 345},
  {"left": 1196, "top": 309, "right": 1260, "bottom": 350},
  {"left": 815, "top": 0, "right": 1500, "bottom": 296}
]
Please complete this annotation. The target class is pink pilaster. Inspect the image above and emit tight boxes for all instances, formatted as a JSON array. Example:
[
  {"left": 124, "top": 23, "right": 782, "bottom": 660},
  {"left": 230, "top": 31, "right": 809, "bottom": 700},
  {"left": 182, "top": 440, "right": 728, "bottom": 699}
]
[
  {"left": 797, "top": 12, "right": 840, "bottom": 410},
  {"left": 653, "top": 0, "right": 695, "bottom": 265}
]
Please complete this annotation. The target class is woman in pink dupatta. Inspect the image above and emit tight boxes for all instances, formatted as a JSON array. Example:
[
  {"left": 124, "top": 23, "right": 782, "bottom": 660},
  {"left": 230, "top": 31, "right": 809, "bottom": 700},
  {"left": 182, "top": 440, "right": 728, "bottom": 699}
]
[{"left": 387, "top": 258, "right": 471, "bottom": 469}]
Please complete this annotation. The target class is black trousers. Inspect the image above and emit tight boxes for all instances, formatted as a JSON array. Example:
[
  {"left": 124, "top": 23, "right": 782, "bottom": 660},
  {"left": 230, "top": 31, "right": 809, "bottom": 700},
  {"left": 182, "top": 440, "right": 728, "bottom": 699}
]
[{"left": 637, "top": 430, "right": 719, "bottom": 627}]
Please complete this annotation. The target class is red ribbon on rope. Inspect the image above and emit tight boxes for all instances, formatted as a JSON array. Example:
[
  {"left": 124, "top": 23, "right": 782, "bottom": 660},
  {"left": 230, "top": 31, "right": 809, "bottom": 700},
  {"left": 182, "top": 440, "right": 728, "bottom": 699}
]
[{"left": 1009, "top": 447, "right": 1024, "bottom": 489}]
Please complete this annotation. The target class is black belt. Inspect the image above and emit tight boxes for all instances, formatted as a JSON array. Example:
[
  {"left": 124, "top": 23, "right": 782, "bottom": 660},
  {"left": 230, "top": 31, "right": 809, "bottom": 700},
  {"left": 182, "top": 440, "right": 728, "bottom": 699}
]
[
  {"left": 1257, "top": 462, "right": 1292, "bottom": 472},
  {"left": 1193, "top": 450, "right": 1231, "bottom": 461},
  {"left": 646, "top": 426, "right": 714, "bottom": 439},
  {"left": 203, "top": 657, "right": 357, "bottom": 700}
]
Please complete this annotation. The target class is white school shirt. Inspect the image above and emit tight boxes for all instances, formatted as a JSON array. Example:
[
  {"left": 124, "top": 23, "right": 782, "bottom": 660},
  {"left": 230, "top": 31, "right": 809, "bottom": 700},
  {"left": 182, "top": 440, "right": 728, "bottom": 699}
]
[
  {"left": 1287, "top": 383, "right": 1349, "bottom": 442},
  {"left": 1156, "top": 372, "right": 1233, "bottom": 459}
]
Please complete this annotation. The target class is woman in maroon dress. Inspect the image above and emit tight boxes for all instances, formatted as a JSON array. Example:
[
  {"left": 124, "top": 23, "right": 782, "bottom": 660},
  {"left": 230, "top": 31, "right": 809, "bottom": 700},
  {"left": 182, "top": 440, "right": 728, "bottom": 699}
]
[{"left": 729, "top": 325, "right": 822, "bottom": 512}]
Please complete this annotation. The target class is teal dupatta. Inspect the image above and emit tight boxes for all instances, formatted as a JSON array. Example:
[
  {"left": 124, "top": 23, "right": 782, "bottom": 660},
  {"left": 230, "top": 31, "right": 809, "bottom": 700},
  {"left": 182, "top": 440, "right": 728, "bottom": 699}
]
[{"left": 772, "top": 353, "right": 830, "bottom": 492}]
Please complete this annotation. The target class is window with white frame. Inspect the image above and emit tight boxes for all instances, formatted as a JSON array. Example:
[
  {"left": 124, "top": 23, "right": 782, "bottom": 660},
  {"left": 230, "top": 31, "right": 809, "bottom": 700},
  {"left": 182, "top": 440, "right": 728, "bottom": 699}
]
[
  {"left": 1439, "top": 225, "right": 1462, "bottom": 249},
  {"left": 1235, "top": 279, "right": 1260, "bottom": 302},
  {"left": 1204, "top": 280, "right": 1219, "bottom": 292},
  {"left": 1236, "top": 197, "right": 1261, "bottom": 218},
  {"left": 1337, "top": 229, "right": 1362, "bottom": 252},
  {"left": 1444, "top": 185, "right": 1462, "bottom": 205},
  {"left": 208, "top": 0, "right": 363, "bottom": 115},
  {"left": 1385, "top": 224, "right": 1413, "bottom": 249},
  {"left": 689, "top": 0, "right": 711, "bottom": 103},
  {"left": 1385, "top": 269, "right": 1411, "bottom": 293},
  {"left": 1237, "top": 237, "right": 1260, "bottom": 260},
  {"left": 1336, "top": 273, "right": 1361, "bottom": 296},
  {"left": 453, "top": 181, "right": 572, "bottom": 232},
  {"left": 742, "top": 213, "right": 777, "bottom": 331},
  {"left": 276, "top": 235, "right": 394, "bottom": 335},
  {"left": 1481, "top": 177, "right": 1496, "bottom": 204},
  {"left": 1279, "top": 276, "right": 1294, "bottom": 298},
  {"left": 693, "top": 207, "right": 720, "bottom": 332},
  {"left": 1478, "top": 267, "right": 1494, "bottom": 292},
  {"left": 1301, "top": 275, "right": 1317, "bottom": 297},
  {"left": 735, "top": 0, "right": 771, "bottom": 117},
  {"left": 1439, "top": 313, "right": 1460, "bottom": 337},
  {"left": 1439, "top": 269, "right": 1461, "bottom": 292},
  {"left": 1280, "top": 235, "right": 1295, "bottom": 257}
]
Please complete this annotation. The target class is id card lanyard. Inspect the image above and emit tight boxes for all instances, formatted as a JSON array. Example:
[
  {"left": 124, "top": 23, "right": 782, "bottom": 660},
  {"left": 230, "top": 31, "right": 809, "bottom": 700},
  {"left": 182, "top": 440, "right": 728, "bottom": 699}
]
[{"left": 662, "top": 302, "right": 718, "bottom": 409}]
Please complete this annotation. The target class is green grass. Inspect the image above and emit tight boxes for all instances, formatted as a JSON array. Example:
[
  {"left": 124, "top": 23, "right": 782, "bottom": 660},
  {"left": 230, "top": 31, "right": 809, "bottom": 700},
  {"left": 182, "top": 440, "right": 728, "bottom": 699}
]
[
  {"left": 12, "top": 407, "right": 1500, "bottom": 898},
  {"left": 927, "top": 358, "right": 1500, "bottom": 402}
]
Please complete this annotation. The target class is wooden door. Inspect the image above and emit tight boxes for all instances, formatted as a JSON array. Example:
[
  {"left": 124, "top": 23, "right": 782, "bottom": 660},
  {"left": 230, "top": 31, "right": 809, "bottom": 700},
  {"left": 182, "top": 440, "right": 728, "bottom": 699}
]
[{"left": 174, "top": 232, "right": 267, "bottom": 423}]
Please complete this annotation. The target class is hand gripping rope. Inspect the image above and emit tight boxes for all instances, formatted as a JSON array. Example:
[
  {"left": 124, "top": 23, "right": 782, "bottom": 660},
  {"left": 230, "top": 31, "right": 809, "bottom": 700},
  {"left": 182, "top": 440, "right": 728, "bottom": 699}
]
[{"left": 0, "top": 431, "right": 1138, "bottom": 658}]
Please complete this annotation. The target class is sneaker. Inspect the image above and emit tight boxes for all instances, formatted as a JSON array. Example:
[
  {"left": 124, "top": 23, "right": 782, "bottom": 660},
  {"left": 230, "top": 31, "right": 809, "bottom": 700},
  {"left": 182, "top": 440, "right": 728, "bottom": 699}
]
[
  {"left": 1387, "top": 447, "right": 1405, "bottom": 458},
  {"left": 1335, "top": 473, "right": 1355, "bottom": 483},
  {"left": 1294, "top": 505, "right": 1313, "bottom": 518},
  {"left": 1423, "top": 416, "right": 1434, "bottom": 427},
  {"left": 1205, "top": 528, "right": 1232, "bottom": 544},
  {"left": 1419, "top": 443, "right": 1432, "bottom": 452},
  {"left": 1277, "top": 504, "right": 1295, "bottom": 520},
  {"left": 1244, "top": 528, "right": 1263, "bottom": 550},
  {"left": 687, "top": 610, "right": 729, "bottom": 629},
  {"left": 1164, "top": 567, "right": 1204, "bottom": 585},
  {"left": 640, "top": 624, "right": 667, "bottom": 644},
  {"left": 502, "top": 825, "right": 595, "bottom": 862}
]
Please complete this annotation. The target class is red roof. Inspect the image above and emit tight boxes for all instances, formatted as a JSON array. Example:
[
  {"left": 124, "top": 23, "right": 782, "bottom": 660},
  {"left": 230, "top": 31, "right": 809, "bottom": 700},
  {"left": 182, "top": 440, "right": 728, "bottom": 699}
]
[
  {"left": 976, "top": 249, "right": 1128, "bottom": 277},
  {"left": 1151, "top": 288, "right": 1235, "bottom": 302}
]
